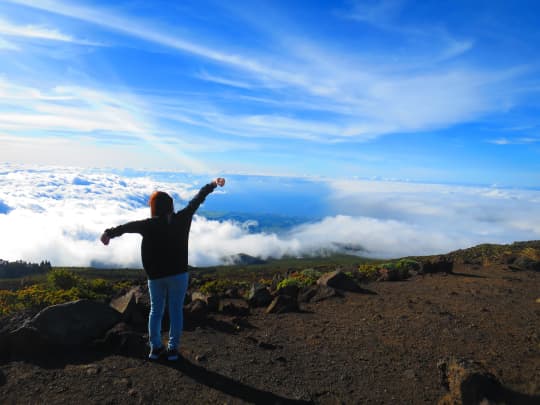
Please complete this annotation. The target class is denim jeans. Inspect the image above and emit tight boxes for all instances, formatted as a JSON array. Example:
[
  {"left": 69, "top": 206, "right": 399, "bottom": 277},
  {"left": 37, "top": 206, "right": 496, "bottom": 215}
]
[{"left": 147, "top": 272, "right": 189, "bottom": 350}]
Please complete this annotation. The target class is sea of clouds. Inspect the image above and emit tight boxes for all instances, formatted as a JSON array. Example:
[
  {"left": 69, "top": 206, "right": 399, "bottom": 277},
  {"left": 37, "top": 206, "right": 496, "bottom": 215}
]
[{"left": 1, "top": 164, "right": 539, "bottom": 268}]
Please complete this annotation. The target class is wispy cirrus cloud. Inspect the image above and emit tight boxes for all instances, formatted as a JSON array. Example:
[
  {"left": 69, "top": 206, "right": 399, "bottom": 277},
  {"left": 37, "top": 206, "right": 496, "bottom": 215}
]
[
  {"left": 5, "top": 0, "right": 526, "bottom": 143},
  {"left": 0, "top": 80, "right": 208, "bottom": 171},
  {"left": 0, "top": 18, "right": 102, "bottom": 46},
  {"left": 489, "top": 137, "right": 540, "bottom": 145}
]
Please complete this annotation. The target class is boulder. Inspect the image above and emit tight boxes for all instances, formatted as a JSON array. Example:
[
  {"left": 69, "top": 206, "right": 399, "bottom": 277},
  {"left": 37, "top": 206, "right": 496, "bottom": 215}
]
[
  {"left": 437, "top": 357, "right": 540, "bottom": 405},
  {"left": 191, "top": 292, "right": 219, "bottom": 312},
  {"left": 248, "top": 284, "right": 273, "bottom": 307},
  {"left": 277, "top": 284, "right": 300, "bottom": 298},
  {"left": 219, "top": 298, "right": 250, "bottom": 316},
  {"left": 299, "top": 285, "right": 343, "bottom": 303},
  {"left": 422, "top": 258, "right": 453, "bottom": 274},
  {"left": 185, "top": 299, "right": 208, "bottom": 322},
  {"left": 110, "top": 287, "right": 148, "bottom": 331},
  {"left": 509, "top": 256, "right": 540, "bottom": 272},
  {"left": 377, "top": 267, "right": 409, "bottom": 281},
  {"left": 266, "top": 295, "right": 299, "bottom": 314},
  {"left": 317, "top": 270, "right": 361, "bottom": 292},
  {"left": 93, "top": 322, "right": 146, "bottom": 357},
  {"left": 224, "top": 287, "right": 240, "bottom": 299},
  {"left": 16, "top": 299, "right": 121, "bottom": 347},
  {"left": 110, "top": 288, "right": 137, "bottom": 318}
]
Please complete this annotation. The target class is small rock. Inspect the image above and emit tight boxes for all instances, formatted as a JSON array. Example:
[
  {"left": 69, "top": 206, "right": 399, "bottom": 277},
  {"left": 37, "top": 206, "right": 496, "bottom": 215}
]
[
  {"left": 403, "top": 369, "right": 415, "bottom": 379},
  {"left": 266, "top": 295, "right": 299, "bottom": 314},
  {"left": 422, "top": 258, "right": 453, "bottom": 274},
  {"left": 248, "top": 284, "right": 273, "bottom": 307},
  {"left": 258, "top": 341, "right": 277, "bottom": 350},
  {"left": 195, "top": 354, "right": 207, "bottom": 362},
  {"left": 85, "top": 365, "right": 101, "bottom": 376},
  {"left": 277, "top": 284, "right": 300, "bottom": 298},
  {"left": 317, "top": 270, "right": 361, "bottom": 292},
  {"left": 219, "top": 299, "right": 249, "bottom": 316}
]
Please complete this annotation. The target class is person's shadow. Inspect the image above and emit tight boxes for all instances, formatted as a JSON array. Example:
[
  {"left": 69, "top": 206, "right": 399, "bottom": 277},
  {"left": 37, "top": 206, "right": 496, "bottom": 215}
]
[
  {"left": 161, "top": 355, "right": 313, "bottom": 405},
  {"left": 5, "top": 344, "right": 312, "bottom": 405}
]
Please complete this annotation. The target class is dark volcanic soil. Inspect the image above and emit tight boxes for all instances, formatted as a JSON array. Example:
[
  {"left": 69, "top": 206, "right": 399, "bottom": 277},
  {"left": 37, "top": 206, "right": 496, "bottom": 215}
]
[{"left": 1, "top": 263, "right": 539, "bottom": 404}]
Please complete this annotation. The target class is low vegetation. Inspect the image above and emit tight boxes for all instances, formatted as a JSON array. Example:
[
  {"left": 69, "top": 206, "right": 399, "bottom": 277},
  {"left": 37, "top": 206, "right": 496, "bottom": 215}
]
[
  {"left": 0, "top": 268, "right": 133, "bottom": 316},
  {"left": 2, "top": 241, "right": 539, "bottom": 318}
]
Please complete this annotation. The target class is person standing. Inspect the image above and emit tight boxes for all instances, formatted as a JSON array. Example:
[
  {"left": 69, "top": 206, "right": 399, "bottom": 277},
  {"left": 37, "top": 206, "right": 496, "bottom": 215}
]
[{"left": 100, "top": 178, "right": 226, "bottom": 361}]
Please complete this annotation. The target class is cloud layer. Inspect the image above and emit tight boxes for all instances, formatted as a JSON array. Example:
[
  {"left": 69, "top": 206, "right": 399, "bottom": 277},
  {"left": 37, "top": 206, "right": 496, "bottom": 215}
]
[{"left": 1, "top": 165, "right": 539, "bottom": 268}]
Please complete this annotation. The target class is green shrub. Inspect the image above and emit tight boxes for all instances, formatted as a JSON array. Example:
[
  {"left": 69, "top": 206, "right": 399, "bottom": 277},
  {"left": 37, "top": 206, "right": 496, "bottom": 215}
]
[
  {"left": 47, "top": 269, "right": 84, "bottom": 290},
  {"left": 358, "top": 264, "right": 379, "bottom": 281},
  {"left": 0, "top": 289, "right": 23, "bottom": 316},
  {"left": 275, "top": 268, "right": 322, "bottom": 291},
  {"left": 199, "top": 279, "right": 248, "bottom": 296},
  {"left": 276, "top": 277, "right": 302, "bottom": 290},
  {"left": 395, "top": 259, "right": 421, "bottom": 272},
  {"left": 299, "top": 268, "right": 322, "bottom": 284}
]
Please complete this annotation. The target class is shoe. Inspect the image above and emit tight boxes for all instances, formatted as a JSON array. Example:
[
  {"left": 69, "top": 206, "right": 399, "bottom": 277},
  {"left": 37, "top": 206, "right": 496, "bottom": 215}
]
[
  {"left": 166, "top": 347, "right": 179, "bottom": 361},
  {"left": 148, "top": 346, "right": 165, "bottom": 360}
]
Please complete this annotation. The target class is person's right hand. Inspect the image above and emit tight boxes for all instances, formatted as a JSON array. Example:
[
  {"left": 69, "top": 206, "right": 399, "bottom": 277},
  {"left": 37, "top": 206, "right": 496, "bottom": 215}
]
[
  {"left": 100, "top": 232, "right": 110, "bottom": 246},
  {"left": 213, "top": 177, "right": 226, "bottom": 187}
]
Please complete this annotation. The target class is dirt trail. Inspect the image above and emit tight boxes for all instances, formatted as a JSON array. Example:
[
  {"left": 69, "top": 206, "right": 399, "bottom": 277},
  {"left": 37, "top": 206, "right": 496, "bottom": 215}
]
[{"left": 1, "top": 263, "right": 539, "bottom": 404}]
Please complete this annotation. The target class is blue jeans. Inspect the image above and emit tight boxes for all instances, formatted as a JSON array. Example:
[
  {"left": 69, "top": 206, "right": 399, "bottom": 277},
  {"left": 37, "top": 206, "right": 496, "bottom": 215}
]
[{"left": 147, "top": 272, "right": 189, "bottom": 350}]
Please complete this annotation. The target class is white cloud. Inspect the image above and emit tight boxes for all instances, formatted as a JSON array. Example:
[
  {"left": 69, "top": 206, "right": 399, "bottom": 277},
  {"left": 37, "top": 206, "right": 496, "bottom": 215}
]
[
  {"left": 0, "top": 18, "right": 101, "bottom": 45},
  {"left": 1, "top": 166, "right": 539, "bottom": 268},
  {"left": 0, "top": 80, "right": 208, "bottom": 171},
  {"left": 4, "top": 0, "right": 526, "bottom": 142},
  {"left": 0, "top": 37, "right": 19, "bottom": 50}
]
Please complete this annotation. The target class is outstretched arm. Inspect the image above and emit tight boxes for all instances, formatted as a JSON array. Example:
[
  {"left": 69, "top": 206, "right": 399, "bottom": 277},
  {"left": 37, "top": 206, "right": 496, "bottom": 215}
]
[
  {"left": 100, "top": 219, "right": 149, "bottom": 245},
  {"left": 183, "top": 177, "right": 225, "bottom": 216}
]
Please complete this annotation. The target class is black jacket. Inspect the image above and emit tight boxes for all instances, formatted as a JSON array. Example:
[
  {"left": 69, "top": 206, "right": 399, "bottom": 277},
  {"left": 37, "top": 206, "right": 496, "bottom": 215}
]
[{"left": 105, "top": 183, "right": 216, "bottom": 280}]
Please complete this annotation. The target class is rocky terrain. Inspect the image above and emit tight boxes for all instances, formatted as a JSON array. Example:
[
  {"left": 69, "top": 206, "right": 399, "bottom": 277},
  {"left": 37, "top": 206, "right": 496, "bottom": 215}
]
[{"left": 1, "top": 242, "right": 539, "bottom": 404}]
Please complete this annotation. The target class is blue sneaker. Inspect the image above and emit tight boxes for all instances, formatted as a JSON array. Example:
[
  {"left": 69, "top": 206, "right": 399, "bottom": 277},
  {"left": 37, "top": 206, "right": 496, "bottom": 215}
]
[
  {"left": 148, "top": 346, "right": 165, "bottom": 360},
  {"left": 167, "top": 347, "right": 179, "bottom": 361}
]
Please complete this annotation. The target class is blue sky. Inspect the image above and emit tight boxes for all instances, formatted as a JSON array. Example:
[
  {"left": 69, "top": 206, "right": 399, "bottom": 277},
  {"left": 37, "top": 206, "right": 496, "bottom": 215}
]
[{"left": 1, "top": 0, "right": 539, "bottom": 186}]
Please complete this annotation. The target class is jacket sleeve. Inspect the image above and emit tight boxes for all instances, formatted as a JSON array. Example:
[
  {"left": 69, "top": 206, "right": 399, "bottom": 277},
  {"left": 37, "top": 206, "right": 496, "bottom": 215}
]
[
  {"left": 182, "top": 183, "right": 217, "bottom": 216},
  {"left": 104, "top": 219, "right": 149, "bottom": 238}
]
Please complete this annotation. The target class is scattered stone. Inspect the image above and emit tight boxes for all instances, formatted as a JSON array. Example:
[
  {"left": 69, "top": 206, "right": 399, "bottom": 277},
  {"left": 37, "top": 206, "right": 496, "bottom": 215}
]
[
  {"left": 276, "top": 284, "right": 300, "bottom": 298},
  {"left": 219, "top": 298, "right": 249, "bottom": 316},
  {"left": 378, "top": 267, "right": 409, "bottom": 281},
  {"left": 509, "top": 256, "right": 540, "bottom": 272},
  {"left": 184, "top": 299, "right": 208, "bottom": 322},
  {"left": 403, "top": 369, "right": 415, "bottom": 379},
  {"left": 94, "top": 322, "right": 147, "bottom": 357},
  {"left": 85, "top": 365, "right": 101, "bottom": 376},
  {"left": 299, "top": 285, "right": 342, "bottom": 303},
  {"left": 248, "top": 283, "right": 273, "bottom": 307},
  {"left": 422, "top": 258, "right": 453, "bottom": 274},
  {"left": 110, "top": 288, "right": 137, "bottom": 318},
  {"left": 437, "top": 357, "right": 540, "bottom": 405},
  {"left": 317, "top": 270, "right": 361, "bottom": 292},
  {"left": 13, "top": 299, "right": 120, "bottom": 347},
  {"left": 110, "top": 286, "right": 149, "bottom": 331},
  {"left": 195, "top": 354, "right": 207, "bottom": 362},
  {"left": 191, "top": 292, "right": 219, "bottom": 312},
  {"left": 258, "top": 341, "right": 277, "bottom": 350},
  {"left": 224, "top": 287, "right": 239, "bottom": 298},
  {"left": 266, "top": 295, "right": 299, "bottom": 314},
  {"left": 128, "top": 388, "right": 138, "bottom": 397}
]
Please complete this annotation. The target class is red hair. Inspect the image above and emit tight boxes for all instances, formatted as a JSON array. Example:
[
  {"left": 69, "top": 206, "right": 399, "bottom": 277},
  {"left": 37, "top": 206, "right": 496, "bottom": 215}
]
[{"left": 149, "top": 191, "right": 173, "bottom": 217}]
